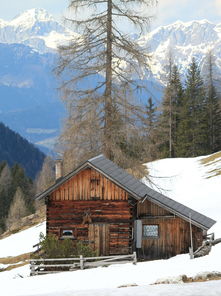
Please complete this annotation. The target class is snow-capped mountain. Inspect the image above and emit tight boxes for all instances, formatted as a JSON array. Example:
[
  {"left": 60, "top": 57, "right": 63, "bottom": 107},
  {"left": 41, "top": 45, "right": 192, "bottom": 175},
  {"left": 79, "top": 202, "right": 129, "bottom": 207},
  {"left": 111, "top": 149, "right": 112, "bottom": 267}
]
[
  {"left": 138, "top": 19, "right": 221, "bottom": 83},
  {"left": 1, "top": 9, "right": 221, "bottom": 151},
  {"left": 1, "top": 9, "right": 221, "bottom": 83},
  {"left": 0, "top": 8, "right": 75, "bottom": 53}
]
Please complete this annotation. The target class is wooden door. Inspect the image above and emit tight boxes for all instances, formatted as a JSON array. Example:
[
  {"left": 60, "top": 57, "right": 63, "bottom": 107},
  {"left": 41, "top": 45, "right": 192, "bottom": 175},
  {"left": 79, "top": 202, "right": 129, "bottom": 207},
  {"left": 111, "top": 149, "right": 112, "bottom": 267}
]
[{"left": 89, "top": 224, "right": 109, "bottom": 256}]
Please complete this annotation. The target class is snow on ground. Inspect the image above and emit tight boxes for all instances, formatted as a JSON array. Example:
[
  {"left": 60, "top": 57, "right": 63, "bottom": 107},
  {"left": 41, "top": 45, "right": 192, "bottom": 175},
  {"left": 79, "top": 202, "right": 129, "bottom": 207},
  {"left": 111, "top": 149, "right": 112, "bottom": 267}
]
[
  {"left": 22, "top": 281, "right": 221, "bottom": 296},
  {"left": 0, "top": 222, "right": 46, "bottom": 258},
  {"left": 0, "top": 153, "right": 220, "bottom": 295},
  {"left": 1, "top": 243, "right": 221, "bottom": 296}
]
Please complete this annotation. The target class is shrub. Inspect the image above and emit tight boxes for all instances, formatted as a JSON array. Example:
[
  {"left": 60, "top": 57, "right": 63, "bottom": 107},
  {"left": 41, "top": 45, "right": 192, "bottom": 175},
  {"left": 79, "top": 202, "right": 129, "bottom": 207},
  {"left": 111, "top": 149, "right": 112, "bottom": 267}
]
[{"left": 36, "top": 233, "right": 96, "bottom": 258}]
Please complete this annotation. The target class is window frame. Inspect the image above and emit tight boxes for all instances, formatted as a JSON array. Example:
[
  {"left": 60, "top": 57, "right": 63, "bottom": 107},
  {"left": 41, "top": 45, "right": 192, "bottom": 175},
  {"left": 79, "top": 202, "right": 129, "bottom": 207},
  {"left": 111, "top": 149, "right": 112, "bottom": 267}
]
[
  {"left": 60, "top": 229, "right": 75, "bottom": 239},
  {"left": 143, "top": 224, "right": 159, "bottom": 239}
]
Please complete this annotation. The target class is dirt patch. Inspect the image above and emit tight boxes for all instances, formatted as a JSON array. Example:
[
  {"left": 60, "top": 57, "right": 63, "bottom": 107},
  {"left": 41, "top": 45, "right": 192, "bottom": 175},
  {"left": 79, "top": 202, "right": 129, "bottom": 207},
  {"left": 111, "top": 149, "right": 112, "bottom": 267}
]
[
  {"left": 153, "top": 272, "right": 221, "bottom": 285},
  {"left": 118, "top": 283, "right": 138, "bottom": 288}
]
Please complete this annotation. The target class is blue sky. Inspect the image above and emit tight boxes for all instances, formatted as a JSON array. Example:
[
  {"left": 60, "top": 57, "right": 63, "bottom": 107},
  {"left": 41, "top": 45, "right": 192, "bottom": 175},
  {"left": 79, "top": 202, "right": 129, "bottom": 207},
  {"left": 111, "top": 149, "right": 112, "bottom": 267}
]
[
  {"left": 154, "top": 0, "right": 221, "bottom": 28},
  {"left": 0, "top": 0, "right": 221, "bottom": 29}
]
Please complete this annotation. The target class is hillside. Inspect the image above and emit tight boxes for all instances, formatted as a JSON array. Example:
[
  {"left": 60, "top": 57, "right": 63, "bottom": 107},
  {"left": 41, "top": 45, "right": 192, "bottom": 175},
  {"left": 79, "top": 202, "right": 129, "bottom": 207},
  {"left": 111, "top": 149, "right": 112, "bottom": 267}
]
[
  {"left": 0, "top": 43, "right": 65, "bottom": 151},
  {"left": 0, "top": 122, "right": 45, "bottom": 178},
  {"left": 0, "top": 152, "right": 220, "bottom": 296}
]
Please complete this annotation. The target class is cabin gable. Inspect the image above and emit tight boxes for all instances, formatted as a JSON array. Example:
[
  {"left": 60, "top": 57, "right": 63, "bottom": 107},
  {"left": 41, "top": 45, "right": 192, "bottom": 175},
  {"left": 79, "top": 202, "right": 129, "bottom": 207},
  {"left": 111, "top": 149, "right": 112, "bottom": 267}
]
[{"left": 50, "top": 167, "right": 128, "bottom": 201}]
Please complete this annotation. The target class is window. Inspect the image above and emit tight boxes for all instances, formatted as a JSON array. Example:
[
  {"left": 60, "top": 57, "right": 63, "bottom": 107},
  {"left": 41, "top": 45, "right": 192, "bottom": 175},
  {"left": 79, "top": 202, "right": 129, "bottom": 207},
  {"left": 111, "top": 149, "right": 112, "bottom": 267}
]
[
  {"left": 90, "top": 178, "right": 100, "bottom": 185},
  {"left": 61, "top": 230, "right": 74, "bottom": 238},
  {"left": 143, "top": 225, "right": 159, "bottom": 238}
]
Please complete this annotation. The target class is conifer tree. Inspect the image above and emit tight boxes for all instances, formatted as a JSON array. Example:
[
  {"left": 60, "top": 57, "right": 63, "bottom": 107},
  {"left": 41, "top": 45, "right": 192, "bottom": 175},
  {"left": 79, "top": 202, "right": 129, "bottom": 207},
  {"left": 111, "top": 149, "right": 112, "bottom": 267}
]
[
  {"left": 145, "top": 97, "right": 157, "bottom": 130},
  {"left": 143, "top": 97, "right": 158, "bottom": 160},
  {"left": 0, "top": 164, "right": 12, "bottom": 232},
  {"left": 0, "top": 164, "right": 13, "bottom": 217},
  {"left": 176, "top": 58, "right": 208, "bottom": 157},
  {"left": 204, "top": 52, "right": 221, "bottom": 153},
  {"left": 158, "top": 64, "right": 183, "bottom": 158},
  {"left": 0, "top": 162, "right": 35, "bottom": 233}
]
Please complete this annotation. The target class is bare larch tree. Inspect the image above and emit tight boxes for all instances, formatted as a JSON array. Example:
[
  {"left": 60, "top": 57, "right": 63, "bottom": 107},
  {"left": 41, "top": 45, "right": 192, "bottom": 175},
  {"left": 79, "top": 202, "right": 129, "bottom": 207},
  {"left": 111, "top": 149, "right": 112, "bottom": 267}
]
[{"left": 56, "top": 0, "right": 157, "bottom": 172}]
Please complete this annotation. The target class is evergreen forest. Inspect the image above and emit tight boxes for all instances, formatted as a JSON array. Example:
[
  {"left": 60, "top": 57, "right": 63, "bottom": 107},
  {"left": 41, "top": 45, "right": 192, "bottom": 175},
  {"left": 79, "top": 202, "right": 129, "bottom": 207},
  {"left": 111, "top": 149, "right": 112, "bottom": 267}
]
[
  {"left": 0, "top": 122, "right": 45, "bottom": 179},
  {"left": 0, "top": 162, "right": 35, "bottom": 233},
  {"left": 155, "top": 56, "right": 221, "bottom": 159}
]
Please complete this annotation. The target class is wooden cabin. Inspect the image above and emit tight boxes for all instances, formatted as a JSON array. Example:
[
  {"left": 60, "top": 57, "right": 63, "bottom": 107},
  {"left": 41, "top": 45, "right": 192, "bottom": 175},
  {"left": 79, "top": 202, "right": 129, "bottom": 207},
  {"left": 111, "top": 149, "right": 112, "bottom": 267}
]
[{"left": 36, "top": 155, "right": 216, "bottom": 260}]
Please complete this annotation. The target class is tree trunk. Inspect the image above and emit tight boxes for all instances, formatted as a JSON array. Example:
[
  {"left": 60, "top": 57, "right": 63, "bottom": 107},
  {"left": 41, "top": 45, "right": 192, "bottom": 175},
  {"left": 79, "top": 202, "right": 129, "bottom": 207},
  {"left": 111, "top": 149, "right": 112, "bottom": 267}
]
[{"left": 104, "top": 0, "right": 113, "bottom": 159}]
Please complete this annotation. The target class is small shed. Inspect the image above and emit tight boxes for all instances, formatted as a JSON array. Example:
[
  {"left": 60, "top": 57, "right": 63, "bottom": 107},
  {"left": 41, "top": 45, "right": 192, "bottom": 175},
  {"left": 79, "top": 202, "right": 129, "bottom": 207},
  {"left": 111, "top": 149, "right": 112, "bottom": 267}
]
[{"left": 36, "top": 155, "right": 216, "bottom": 259}]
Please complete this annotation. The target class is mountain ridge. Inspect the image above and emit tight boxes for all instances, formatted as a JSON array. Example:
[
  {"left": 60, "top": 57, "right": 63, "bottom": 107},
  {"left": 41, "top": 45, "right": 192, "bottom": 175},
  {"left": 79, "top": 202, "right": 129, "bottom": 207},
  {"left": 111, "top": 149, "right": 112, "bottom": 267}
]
[
  {"left": 1, "top": 8, "right": 220, "bottom": 84},
  {"left": 0, "top": 8, "right": 74, "bottom": 53}
]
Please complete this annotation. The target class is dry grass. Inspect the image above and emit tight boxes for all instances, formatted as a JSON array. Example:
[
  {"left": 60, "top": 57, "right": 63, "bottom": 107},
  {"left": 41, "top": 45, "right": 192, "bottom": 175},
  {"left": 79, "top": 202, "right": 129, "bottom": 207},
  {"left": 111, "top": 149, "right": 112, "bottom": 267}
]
[
  {"left": 0, "top": 252, "right": 31, "bottom": 265},
  {"left": 200, "top": 151, "right": 221, "bottom": 165},
  {"left": 3, "top": 261, "right": 29, "bottom": 272},
  {"left": 206, "top": 169, "right": 221, "bottom": 179},
  {"left": 0, "top": 252, "right": 31, "bottom": 272},
  {"left": 200, "top": 151, "right": 221, "bottom": 179}
]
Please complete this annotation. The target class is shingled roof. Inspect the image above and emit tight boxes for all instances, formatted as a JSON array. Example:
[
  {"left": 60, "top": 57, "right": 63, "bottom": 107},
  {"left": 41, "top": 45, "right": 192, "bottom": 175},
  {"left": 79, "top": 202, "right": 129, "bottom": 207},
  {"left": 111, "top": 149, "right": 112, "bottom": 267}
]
[{"left": 36, "top": 154, "right": 216, "bottom": 230}]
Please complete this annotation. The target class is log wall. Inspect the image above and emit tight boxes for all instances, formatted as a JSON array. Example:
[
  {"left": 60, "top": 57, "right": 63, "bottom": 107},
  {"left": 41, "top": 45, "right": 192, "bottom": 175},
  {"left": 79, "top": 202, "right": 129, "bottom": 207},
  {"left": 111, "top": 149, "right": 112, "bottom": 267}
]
[
  {"left": 47, "top": 200, "right": 132, "bottom": 255},
  {"left": 47, "top": 167, "right": 133, "bottom": 255},
  {"left": 137, "top": 200, "right": 203, "bottom": 259}
]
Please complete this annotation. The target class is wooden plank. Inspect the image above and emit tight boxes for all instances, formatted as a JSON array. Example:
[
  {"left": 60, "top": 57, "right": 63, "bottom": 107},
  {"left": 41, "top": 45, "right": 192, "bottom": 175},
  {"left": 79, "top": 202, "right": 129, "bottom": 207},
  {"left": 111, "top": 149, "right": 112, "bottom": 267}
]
[{"left": 51, "top": 167, "right": 131, "bottom": 202}]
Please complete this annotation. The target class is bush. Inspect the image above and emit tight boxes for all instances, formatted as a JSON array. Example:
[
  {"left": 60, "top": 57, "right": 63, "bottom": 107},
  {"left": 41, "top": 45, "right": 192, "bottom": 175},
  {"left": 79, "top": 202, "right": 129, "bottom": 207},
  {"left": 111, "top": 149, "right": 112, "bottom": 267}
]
[{"left": 36, "top": 233, "right": 96, "bottom": 258}]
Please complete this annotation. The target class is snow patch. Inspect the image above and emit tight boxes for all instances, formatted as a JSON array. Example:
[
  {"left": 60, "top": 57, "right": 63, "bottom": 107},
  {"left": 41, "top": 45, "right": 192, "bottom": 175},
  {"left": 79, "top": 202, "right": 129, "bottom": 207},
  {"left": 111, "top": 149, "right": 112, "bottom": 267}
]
[
  {"left": 143, "top": 154, "right": 221, "bottom": 236},
  {"left": 0, "top": 222, "right": 46, "bottom": 258}
]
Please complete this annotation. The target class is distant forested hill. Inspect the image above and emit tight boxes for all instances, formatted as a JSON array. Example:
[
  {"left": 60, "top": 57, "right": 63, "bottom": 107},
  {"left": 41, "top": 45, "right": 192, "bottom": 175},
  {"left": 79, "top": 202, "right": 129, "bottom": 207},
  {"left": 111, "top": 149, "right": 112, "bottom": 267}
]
[{"left": 0, "top": 122, "right": 45, "bottom": 179}]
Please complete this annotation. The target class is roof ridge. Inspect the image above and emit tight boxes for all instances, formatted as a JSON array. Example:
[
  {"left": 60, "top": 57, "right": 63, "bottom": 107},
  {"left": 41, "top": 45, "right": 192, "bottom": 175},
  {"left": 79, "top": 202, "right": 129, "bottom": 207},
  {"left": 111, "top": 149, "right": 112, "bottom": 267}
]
[{"left": 88, "top": 154, "right": 104, "bottom": 162}]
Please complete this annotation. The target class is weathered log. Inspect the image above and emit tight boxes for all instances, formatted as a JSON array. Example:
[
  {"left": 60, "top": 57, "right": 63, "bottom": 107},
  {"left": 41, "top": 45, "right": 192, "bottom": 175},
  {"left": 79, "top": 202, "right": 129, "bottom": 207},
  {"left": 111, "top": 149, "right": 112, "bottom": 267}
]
[
  {"left": 193, "top": 237, "right": 221, "bottom": 258},
  {"left": 211, "top": 238, "right": 221, "bottom": 246},
  {"left": 193, "top": 244, "right": 211, "bottom": 258}
]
